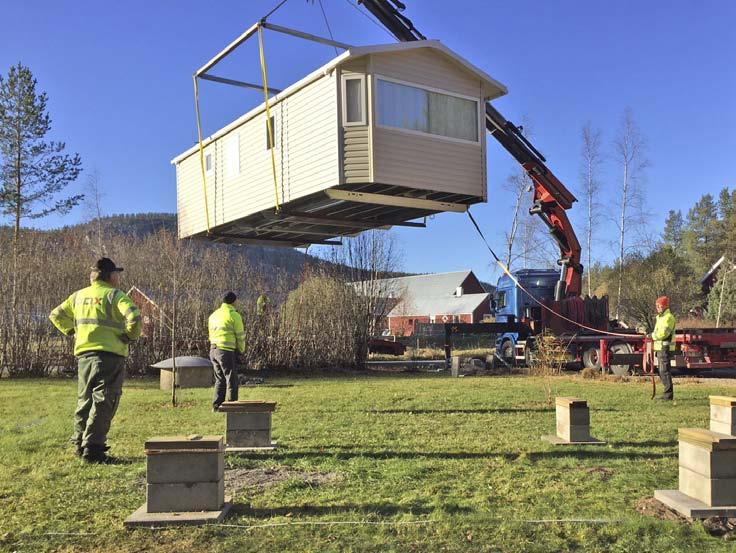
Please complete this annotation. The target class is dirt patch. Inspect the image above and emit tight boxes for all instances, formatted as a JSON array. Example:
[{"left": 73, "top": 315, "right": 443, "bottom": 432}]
[
  {"left": 585, "top": 467, "right": 614, "bottom": 481},
  {"left": 225, "top": 466, "right": 340, "bottom": 493},
  {"left": 636, "top": 497, "right": 688, "bottom": 522}
]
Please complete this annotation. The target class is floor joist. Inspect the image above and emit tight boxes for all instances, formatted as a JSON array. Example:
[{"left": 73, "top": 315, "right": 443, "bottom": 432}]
[
  {"left": 263, "top": 210, "right": 426, "bottom": 229},
  {"left": 324, "top": 189, "right": 468, "bottom": 213}
]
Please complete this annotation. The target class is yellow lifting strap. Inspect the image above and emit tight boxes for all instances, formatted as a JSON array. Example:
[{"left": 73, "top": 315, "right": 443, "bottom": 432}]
[
  {"left": 193, "top": 75, "right": 212, "bottom": 233},
  {"left": 258, "top": 24, "right": 281, "bottom": 213}
]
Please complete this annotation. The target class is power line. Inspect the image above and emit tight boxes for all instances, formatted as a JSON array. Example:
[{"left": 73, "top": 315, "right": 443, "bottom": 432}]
[
  {"left": 342, "top": 0, "right": 396, "bottom": 40},
  {"left": 318, "top": 0, "right": 340, "bottom": 56}
]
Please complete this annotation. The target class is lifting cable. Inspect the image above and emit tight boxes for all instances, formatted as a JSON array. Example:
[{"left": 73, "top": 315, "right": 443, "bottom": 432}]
[
  {"left": 258, "top": 24, "right": 281, "bottom": 214},
  {"left": 466, "top": 209, "right": 641, "bottom": 340},
  {"left": 193, "top": 75, "right": 212, "bottom": 234}
]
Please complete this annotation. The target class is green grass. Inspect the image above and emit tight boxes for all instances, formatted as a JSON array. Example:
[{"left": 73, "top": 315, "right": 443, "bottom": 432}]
[{"left": 1, "top": 373, "right": 734, "bottom": 552}]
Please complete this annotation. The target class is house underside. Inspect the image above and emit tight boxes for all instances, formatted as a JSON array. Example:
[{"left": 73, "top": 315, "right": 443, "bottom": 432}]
[{"left": 197, "top": 182, "right": 482, "bottom": 248}]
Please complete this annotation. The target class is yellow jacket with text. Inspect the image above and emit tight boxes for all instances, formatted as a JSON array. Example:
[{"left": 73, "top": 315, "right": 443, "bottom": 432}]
[
  {"left": 652, "top": 308, "right": 676, "bottom": 352},
  {"left": 49, "top": 281, "right": 142, "bottom": 357},
  {"left": 208, "top": 303, "right": 246, "bottom": 353}
]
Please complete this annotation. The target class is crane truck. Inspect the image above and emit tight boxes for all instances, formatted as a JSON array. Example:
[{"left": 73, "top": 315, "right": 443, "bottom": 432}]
[{"left": 359, "top": 0, "right": 736, "bottom": 375}]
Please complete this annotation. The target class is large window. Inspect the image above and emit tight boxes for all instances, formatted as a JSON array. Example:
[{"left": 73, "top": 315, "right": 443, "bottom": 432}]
[{"left": 376, "top": 78, "right": 479, "bottom": 142}]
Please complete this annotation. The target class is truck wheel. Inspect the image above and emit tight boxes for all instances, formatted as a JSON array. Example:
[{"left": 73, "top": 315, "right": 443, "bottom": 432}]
[
  {"left": 501, "top": 340, "right": 514, "bottom": 366},
  {"left": 582, "top": 347, "right": 601, "bottom": 370},
  {"left": 609, "top": 341, "right": 634, "bottom": 376}
]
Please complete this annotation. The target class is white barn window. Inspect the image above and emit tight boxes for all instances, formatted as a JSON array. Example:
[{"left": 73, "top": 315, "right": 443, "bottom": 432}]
[
  {"left": 342, "top": 75, "right": 366, "bottom": 126},
  {"left": 225, "top": 133, "right": 240, "bottom": 178},
  {"left": 377, "top": 78, "right": 479, "bottom": 142}
]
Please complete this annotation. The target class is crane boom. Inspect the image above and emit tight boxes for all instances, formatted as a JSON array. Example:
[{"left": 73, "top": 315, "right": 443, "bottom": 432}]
[{"left": 359, "top": 0, "right": 583, "bottom": 300}]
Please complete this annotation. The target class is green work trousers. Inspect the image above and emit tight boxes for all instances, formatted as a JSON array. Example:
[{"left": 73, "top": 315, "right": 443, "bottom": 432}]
[{"left": 73, "top": 351, "right": 125, "bottom": 451}]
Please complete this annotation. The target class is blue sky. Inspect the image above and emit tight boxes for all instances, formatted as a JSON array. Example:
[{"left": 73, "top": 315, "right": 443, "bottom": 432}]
[{"left": 2, "top": 0, "right": 734, "bottom": 283}]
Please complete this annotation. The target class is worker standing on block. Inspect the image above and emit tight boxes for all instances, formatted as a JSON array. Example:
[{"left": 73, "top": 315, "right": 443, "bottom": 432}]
[
  {"left": 652, "top": 296, "right": 677, "bottom": 401},
  {"left": 49, "top": 258, "right": 142, "bottom": 463},
  {"left": 208, "top": 292, "right": 245, "bottom": 411}
]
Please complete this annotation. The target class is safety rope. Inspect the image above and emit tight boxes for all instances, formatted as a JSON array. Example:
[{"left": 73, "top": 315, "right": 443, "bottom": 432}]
[
  {"left": 466, "top": 210, "right": 640, "bottom": 339},
  {"left": 258, "top": 24, "right": 281, "bottom": 213},
  {"left": 193, "top": 75, "right": 212, "bottom": 233}
]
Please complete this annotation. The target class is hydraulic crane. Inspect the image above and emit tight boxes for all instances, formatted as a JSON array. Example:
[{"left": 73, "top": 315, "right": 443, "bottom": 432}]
[{"left": 359, "top": 0, "right": 583, "bottom": 304}]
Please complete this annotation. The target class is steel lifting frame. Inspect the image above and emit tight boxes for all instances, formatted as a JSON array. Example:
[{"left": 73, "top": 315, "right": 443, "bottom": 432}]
[{"left": 194, "top": 21, "right": 353, "bottom": 94}]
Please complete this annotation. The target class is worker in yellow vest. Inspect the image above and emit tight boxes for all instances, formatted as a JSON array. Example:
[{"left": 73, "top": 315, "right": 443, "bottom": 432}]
[
  {"left": 49, "top": 258, "right": 142, "bottom": 463},
  {"left": 208, "top": 292, "right": 246, "bottom": 411},
  {"left": 652, "top": 296, "right": 677, "bottom": 401}
]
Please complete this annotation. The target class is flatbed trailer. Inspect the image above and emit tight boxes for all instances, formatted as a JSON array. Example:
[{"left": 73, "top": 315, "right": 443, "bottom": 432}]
[{"left": 443, "top": 323, "right": 736, "bottom": 375}]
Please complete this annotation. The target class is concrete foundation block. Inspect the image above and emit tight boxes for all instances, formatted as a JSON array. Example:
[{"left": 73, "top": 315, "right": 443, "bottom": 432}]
[
  {"left": 227, "top": 429, "right": 272, "bottom": 448},
  {"left": 226, "top": 412, "right": 271, "bottom": 431},
  {"left": 679, "top": 441, "right": 736, "bottom": 479},
  {"left": 147, "top": 480, "right": 225, "bottom": 513},
  {"left": 710, "top": 398, "right": 736, "bottom": 436},
  {"left": 556, "top": 404, "right": 590, "bottom": 426},
  {"left": 558, "top": 423, "right": 591, "bottom": 443},
  {"left": 147, "top": 452, "right": 224, "bottom": 484},
  {"left": 679, "top": 466, "right": 736, "bottom": 507}
]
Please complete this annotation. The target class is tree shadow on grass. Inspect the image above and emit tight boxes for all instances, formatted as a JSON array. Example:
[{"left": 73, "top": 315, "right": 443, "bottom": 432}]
[
  {"left": 610, "top": 440, "right": 677, "bottom": 448},
  {"left": 230, "top": 501, "right": 447, "bottom": 518},
  {"left": 239, "top": 448, "right": 671, "bottom": 462},
  {"left": 367, "top": 407, "right": 618, "bottom": 415}
]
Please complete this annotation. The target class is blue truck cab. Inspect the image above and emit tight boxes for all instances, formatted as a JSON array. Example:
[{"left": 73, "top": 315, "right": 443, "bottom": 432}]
[{"left": 492, "top": 269, "right": 560, "bottom": 360}]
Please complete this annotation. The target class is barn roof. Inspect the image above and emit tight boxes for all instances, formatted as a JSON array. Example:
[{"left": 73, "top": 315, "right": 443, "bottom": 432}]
[
  {"left": 388, "top": 292, "right": 490, "bottom": 317},
  {"left": 172, "top": 40, "right": 507, "bottom": 164},
  {"left": 352, "top": 270, "right": 473, "bottom": 298}
]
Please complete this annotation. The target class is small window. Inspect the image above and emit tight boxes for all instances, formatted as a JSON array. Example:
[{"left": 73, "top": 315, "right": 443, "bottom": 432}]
[
  {"left": 225, "top": 133, "right": 240, "bottom": 178},
  {"left": 265, "top": 115, "right": 277, "bottom": 150},
  {"left": 342, "top": 75, "right": 366, "bottom": 126},
  {"left": 496, "top": 291, "right": 507, "bottom": 309},
  {"left": 204, "top": 152, "right": 213, "bottom": 174}
]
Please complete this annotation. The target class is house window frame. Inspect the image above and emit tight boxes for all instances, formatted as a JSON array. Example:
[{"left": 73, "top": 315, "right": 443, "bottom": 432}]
[
  {"left": 374, "top": 74, "right": 482, "bottom": 145},
  {"left": 225, "top": 132, "right": 240, "bottom": 178},
  {"left": 341, "top": 74, "right": 367, "bottom": 127}
]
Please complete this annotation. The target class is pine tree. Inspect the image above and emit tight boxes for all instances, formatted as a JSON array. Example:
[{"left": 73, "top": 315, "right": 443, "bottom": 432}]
[
  {"left": 682, "top": 193, "right": 720, "bottom": 276},
  {"left": 662, "top": 209, "right": 684, "bottom": 250},
  {"left": 0, "top": 63, "right": 83, "bottom": 346}
]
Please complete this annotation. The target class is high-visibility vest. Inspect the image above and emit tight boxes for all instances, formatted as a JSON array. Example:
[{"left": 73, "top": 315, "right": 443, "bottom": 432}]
[
  {"left": 208, "top": 303, "right": 245, "bottom": 353},
  {"left": 49, "top": 281, "right": 142, "bottom": 357},
  {"left": 256, "top": 294, "right": 269, "bottom": 316},
  {"left": 652, "top": 309, "right": 676, "bottom": 352}
]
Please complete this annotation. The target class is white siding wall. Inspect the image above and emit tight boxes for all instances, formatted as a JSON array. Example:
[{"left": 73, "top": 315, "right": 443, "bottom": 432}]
[
  {"left": 175, "top": 74, "right": 339, "bottom": 238},
  {"left": 369, "top": 49, "right": 487, "bottom": 198}
]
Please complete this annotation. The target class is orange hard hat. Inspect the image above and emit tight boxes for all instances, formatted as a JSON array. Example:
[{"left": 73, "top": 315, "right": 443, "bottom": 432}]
[{"left": 656, "top": 296, "right": 669, "bottom": 309}]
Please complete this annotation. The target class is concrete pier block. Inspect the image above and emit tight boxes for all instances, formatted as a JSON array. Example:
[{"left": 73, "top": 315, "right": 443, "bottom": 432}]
[
  {"left": 710, "top": 396, "right": 736, "bottom": 436},
  {"left": 147, "top": 480, "right": 225, "bottom": 513},
  {"left": 541, "top": 397, "right": 604, "bottom": 445},
  {"left": 125, "top": 435, "right": 229, "bottom": 527},
  {"left": 218, "top": 401, "right": 277, "bottom": 450}
]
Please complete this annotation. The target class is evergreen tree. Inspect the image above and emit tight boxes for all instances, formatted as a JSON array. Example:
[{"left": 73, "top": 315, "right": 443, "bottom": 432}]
[
  {"left": 682, "top": 193, "right": 719, "bottom": 276},
  {"left": 0, "top": 63, "right": 83, "bottom": 342},
  {"left": 662, "top": 209, "right": 684, "bottom": 250}
]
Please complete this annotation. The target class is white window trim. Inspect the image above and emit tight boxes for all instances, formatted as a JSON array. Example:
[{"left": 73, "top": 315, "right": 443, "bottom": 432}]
[
  {"left": 374, "top": 74, "right": 482, "bottom": 145},
  {"left": 341, "top": 74, "right": 367, "bottom": 127}
]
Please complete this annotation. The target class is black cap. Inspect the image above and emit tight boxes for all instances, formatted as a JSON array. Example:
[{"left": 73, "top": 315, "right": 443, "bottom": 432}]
[
  {"left": 92, "top": 258, "right": 123, "bottom": 273},
  {"left": 223, "top": 291, "right": 237, "bottom": 304}
]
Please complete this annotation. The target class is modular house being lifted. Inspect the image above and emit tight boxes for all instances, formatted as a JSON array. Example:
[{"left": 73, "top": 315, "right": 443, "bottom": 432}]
[{"left": 172, "top": 40, "right": 507, "bottom": 247}]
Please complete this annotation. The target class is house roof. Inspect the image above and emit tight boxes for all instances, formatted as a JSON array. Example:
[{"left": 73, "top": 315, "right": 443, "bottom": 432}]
[
  {"left": 172, "top": 40, "right": 508, "bottom": 164},
  {"left": 388, "top": 292, "right": 490, "bottom": 317},
  {"left": 352, "top": 270, "right": 474, "bottom": 299}
]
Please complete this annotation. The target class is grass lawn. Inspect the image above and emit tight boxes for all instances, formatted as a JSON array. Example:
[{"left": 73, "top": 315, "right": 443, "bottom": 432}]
[{"left": 1, "top": 373, "right": 734, "bottom": 552}]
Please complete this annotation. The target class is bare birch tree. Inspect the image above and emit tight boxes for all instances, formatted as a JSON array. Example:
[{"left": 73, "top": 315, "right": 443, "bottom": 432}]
[
  {"left": 83, "top": 169, "right": 106, "bottom": 256},
  {"left": 580, "top": 122, "right": 603, "bottom": 296},
  {"left": 613, "top": 108, "right": 649, "bottom": 319}
]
